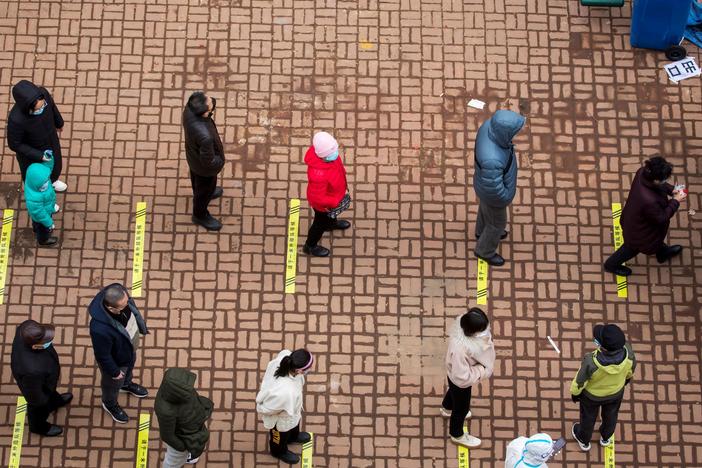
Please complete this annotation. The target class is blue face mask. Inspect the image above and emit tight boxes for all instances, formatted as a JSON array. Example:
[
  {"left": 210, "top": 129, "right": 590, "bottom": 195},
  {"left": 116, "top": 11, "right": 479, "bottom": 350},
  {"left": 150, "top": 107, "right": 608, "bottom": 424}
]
[
  {"left": 31, "top": 101, "right": 48, "bottom": 116},
  {"left": 325, "top": 151, "right": 339, "bottom": 162},
  {"left": 41, "top": 340, "right": 53, "bottom": 349}
]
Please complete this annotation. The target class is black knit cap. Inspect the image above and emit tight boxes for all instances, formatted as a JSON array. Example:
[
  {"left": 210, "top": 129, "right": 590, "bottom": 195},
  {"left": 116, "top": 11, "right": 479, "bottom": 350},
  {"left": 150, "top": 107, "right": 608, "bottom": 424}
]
[{"left": 593, "top": 324, "right": 626, "bottom": 351}]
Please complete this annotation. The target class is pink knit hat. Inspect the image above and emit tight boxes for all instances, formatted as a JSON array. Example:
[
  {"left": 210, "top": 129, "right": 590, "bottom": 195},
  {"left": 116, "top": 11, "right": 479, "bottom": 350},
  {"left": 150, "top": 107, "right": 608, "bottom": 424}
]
[{"left": 312, "top": 131, "right": 339, "bottom": 159}]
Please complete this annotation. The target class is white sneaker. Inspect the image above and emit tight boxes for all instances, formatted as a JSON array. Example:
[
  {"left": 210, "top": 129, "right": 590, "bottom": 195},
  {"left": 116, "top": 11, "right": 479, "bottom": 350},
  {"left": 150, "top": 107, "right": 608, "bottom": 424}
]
[
  {"left": 572, "top": 424, "right": 591, "bottom": 452},
  {"left": 52, "top": 180, "right": 67, "bottom": 192},
  {"left": 54, "top": 204, "right": 60, "bottom": 213},
  {"left": 600, "top": 437, "right": 613, "bottom": 447},
  {"left": 440, "top": 407, "right": 472, "bottom": 419},
  {"left": 450, "top": 433, "right": 482, "bottom": 448},
  {"left": 186, "top": 453, "right": 200, "bottom": 464}
]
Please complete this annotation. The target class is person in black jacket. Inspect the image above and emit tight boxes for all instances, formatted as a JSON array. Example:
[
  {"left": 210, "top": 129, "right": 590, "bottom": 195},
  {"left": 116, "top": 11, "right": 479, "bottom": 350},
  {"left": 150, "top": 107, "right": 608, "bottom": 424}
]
[
  {"left": 182, "top": 91, "right": 225, "bottom": 231},
  {"left": 7, "top": 80, "right": 68, "bottom": 192},
  {"left": 89, "top": 283, "right": 149, "bottom": 424},
  {"left": 11, "top": 320, "right": 73, "bottom": 436}
]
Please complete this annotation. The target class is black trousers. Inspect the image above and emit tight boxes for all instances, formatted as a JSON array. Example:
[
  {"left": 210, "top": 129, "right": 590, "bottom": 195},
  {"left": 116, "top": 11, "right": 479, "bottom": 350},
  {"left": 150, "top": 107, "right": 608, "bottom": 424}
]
[
  {"left": 32, "top": 221, "right": 51, "bottom": 244},
  {"left": 18, "top": 151, "right": 62, "bottom": 183},
  {"left": 575, "top": 394, "right": 623, "bottom": 442},
  {"left": 305, "top": 210, "right": 335, "bottom": 247},
  {"left": 604, "top": 243, "right": 670, "bottom": 269},
  {"left": 269, "top": 423, "right": 300, "bottom": 456},
  {"left": 441, "top": 377, "right": 472, "bottom": 438},
  {"left": 190, "top": 171, "right": 217, "bottom": 219},
  {"left": 27, "top": 391, "right": 66, "bottom": 434}
]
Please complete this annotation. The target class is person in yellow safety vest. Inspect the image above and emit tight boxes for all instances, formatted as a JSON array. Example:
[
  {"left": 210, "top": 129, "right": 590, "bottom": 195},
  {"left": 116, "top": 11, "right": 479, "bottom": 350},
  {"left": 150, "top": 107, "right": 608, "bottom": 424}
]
[{"left": 570, "top": 324, "right": 635, "bottom": 452}]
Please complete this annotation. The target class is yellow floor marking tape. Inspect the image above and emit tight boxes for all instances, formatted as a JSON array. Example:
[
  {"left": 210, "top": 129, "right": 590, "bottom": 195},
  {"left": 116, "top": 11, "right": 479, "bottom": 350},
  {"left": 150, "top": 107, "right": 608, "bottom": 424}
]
[
  {"left": 611, "top": 203, "right": 627, "bottom": 298},
  {"left": 131, "top": 202, "right": 147, "bottom": 297},
  {"left": 301, "top": 432, "right": 314, "bottom": 468},
  {"left": 8, "top": 396, "right": 27, "bottom": 468},
  {"left": 360, "top": 41, "right": 374, "bottom": 50},
  {"left": 604, "top": 436, "right": 615, "bottom": 468},
  {"left": 135, "top": 413, "right": 150, "bottom": 468},
  {"left": 457, "top": 424, "right": 470, "bottom": 468},
  {"left": 0, "top": 209, "right": 14, "bottom": 305},
  {"left": 285, "top": 199, "right": 300, "bottom": 293},
  {"left": 476, "top": 258, "right": 488, "bottom": 305}
]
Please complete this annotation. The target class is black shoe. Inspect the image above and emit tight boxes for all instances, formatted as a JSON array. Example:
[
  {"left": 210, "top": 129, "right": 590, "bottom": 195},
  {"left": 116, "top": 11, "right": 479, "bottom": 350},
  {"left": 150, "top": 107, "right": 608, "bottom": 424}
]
[
  {"left": 38, "top": 236, "right": 58, "bottom": 246},
  {"left": 42, "top": 425, "right": 63, "bottom": 437},
  {"left": 326, "top": 219, "right": 351, "bottom": 231},
  {"left": 303, "top": 244, "right": 330, "bottom": 257},
  {"left": 59, "top": 392, "right": 73, "bottom": 406},
  {"left": 273, "top": 450, "right": 300, "bottom": 464},
  {"left": 476, "top": 230, "right": 508, "bottom": 240},
  {"left": 102, "top": 402, "right": 129, "bottom": 424},
  {"left": 210, "top": 187, "right": 223, "bottom": 200},
  {"left": 120, "top": 382, "right": 148, "bottom": 398},
  {"left": 656, "top": 244, "right": 682, "bottom": 263},
  {"left": 192, "top": 215, "right": 222, "bottom": 231},
  {"left": 604, "top": 263, "right": 632, "bottom": 276},
  {"left": 475, "top": 252, "right": 505, "bottom": 266},
  {"left": 291, "top": 431, "right": 312, "bottom": 444}
]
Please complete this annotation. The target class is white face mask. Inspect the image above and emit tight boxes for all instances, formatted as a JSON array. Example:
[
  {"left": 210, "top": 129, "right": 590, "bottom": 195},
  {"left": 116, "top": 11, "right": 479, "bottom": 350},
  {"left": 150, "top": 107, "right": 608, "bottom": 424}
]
[
  {"left": 39, "top": 181, "right": 50, "bottom": 192},
  {"left": 473, "top": 326, "right": 491, "bottom": 338}
]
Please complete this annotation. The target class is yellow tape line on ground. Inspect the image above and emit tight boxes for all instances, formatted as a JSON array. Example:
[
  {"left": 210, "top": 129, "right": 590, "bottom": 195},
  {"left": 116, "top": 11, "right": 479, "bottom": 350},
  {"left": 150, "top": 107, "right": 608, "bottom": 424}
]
[
  {"left": 611, "top": 203, "right": 627, "bottom": 298},
  {"left": 0, "top": 209, "right": 14, "bottom": 305},
  {"left": 604, "top": 436, "right": 615, "bottom": 468},
  {"left": 476, "top": 258, "right": 488, "bottom": 305},
  {"left": 132, "top": 202, "right": 147, "bottom": 297},
  {"left": 457, "top": 424, "right": 470, "bottom": 468},
  {"left": 135, "top": 412, "right": 150, "bottom": 468},
  {"left": 301, "top": 432, "right": 314, "bottom": 468},
  {"left": 285, "top": 199, "right": 300, "bottom": 293},
  {"left": 8, "top": 396, "right": 27, "bottom": 468}
]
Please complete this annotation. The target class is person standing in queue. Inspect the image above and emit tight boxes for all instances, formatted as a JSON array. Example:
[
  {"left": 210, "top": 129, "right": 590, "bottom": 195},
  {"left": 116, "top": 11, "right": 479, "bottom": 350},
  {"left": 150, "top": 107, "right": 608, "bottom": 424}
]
[{"left": 182, "top": 91, "right": 225, "bottom": 231}]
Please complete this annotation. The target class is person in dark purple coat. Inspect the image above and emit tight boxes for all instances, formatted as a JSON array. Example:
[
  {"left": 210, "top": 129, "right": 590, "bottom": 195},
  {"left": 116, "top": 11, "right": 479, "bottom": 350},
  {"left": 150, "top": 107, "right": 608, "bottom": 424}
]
[{"left": 604, "top": 156, "right": 687, "bottom": 276}]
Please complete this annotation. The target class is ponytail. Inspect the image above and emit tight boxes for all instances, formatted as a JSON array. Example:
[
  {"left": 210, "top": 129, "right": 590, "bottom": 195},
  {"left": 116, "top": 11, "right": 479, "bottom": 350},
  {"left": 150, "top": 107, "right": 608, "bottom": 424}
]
[{"left": 274, "top": 349, "right": 313, "bottom": 378}]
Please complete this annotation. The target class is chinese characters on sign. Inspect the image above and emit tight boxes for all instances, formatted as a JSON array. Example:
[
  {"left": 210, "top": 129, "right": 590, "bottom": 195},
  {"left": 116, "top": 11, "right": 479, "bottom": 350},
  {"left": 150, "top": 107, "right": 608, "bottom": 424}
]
[
  {"left": 664, "top": 57, "right": 701, "bottom": 83},
  {"left": 285, "top": 199, "right": 301, "bottom": 293},
  {"left": 132, "top": 202, "right": 147, "bottom": 297}
]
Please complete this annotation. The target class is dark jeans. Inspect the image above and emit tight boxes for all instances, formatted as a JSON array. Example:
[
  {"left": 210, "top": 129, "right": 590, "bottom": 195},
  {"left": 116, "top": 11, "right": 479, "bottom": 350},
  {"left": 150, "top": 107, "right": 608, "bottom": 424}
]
[
  {"left": 32, "top": 221, "right": 51, "bottom": 244},
  {"left": 190, "top": 171, "right": 217, "bottom": 219},
  {"left": 100, "top": 365, "right": 133, "bottom": 407},
  {"left": 305, "top": 209, "right": 335, "bottom": 247},
  {"left": 270, "top": 423, "right": 300, "bottom": 456},
  {"left": 27, "top": 391, "right": 66, "bottom": 434},
  {"left": 575, "top": 394, "right": 623, "bottom": 442},
  {"left": 604, "top": 243, "right": 670, "bottom": 269},
  {"left": 441, "top": 377, "right": 472, "bottom": 438},
  {"left": 475, "top": 201, "right": 508, "bottom": 257}
]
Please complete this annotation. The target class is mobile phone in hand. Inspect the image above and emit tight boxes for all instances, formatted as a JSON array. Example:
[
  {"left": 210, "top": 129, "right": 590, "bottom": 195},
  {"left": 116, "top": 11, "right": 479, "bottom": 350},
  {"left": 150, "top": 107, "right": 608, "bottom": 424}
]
[{"left": 547, "top": 437, "right": 566, "bottom": 461}]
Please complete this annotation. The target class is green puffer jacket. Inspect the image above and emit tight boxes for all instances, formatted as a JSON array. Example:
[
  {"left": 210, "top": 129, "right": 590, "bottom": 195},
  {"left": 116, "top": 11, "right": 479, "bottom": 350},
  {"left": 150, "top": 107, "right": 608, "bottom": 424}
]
[
  {"left": 154, "top": 368, "right": 214, "bottom": 458},
  {"left": 24, "top": 158, "right": 56, "bottom": 228}
]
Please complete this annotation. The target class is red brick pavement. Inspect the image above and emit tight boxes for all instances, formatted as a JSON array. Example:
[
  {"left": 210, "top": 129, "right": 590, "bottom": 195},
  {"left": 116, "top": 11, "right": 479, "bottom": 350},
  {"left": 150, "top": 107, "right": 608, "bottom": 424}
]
[{"left": 0, "top": 0, "right": 701, "bottom": 466}]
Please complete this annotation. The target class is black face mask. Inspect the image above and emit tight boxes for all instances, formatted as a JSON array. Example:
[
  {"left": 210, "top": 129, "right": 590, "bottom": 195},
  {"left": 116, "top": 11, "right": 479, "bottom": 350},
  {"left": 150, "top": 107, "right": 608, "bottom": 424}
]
[{"left": 207, "top": 97, "right": 217, "bottom": 118}]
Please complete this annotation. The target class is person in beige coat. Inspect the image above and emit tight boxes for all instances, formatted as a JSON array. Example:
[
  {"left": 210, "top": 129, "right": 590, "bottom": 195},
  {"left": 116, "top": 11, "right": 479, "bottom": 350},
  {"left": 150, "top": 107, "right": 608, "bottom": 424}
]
[{"left": 441, "top": 307, "right": 496, "bottom": 448}]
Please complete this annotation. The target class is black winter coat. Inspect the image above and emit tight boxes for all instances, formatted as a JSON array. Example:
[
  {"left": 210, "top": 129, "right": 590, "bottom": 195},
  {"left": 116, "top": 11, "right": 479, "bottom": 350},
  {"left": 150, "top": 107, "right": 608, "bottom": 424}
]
[
  {"left": 182, "top": 106, "right": 224, "bottom": 177},
  {"left": 10, "top": 327, "right": 61, "bottom": 407},
  {"left": 6, "top": 80, "right": 64, "bottom": 180},
  {"left": 621, "top": 168, "right": 679, "bottom": 254},
  {"left": 88, "top": 284, "right": 148, "bottom": 378},
  {"left": 155, "top": 368, "right": 214, "bottom": 458}
]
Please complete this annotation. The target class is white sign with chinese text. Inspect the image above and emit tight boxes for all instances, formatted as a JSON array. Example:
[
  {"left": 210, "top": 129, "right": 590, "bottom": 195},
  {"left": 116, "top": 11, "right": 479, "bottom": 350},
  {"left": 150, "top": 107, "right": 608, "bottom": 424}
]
[{"left": 664, "top": 57, "right": 701, "bottom": 83}]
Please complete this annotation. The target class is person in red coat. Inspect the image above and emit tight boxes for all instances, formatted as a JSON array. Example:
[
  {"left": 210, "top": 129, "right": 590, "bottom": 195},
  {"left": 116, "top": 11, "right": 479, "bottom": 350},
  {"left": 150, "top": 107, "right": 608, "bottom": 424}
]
[
  {"left": 303, "top": 132, "right": 351, "bottom": 257},
  {"left": 604, "top": 156, "right": 687, "bottom": 276}
]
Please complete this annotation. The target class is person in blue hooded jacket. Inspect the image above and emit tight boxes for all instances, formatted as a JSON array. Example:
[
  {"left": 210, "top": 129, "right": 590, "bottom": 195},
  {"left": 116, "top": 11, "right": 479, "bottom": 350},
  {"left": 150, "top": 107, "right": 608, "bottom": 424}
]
[
  {"left": 24, "top": 155, "right": 59, "bottom": 246},
  {"left": 89, "top": 283, "right": 149, "bottom": 424},
  {"left": 473, "top": 110, "right": 526, "bottom": 266}
]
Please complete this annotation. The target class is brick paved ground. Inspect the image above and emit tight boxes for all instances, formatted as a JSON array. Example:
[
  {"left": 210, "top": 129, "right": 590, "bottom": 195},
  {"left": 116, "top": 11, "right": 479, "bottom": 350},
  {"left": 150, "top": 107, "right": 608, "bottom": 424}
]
[{"left": 0, "top": 0, "right": 701, "bottom": 466}]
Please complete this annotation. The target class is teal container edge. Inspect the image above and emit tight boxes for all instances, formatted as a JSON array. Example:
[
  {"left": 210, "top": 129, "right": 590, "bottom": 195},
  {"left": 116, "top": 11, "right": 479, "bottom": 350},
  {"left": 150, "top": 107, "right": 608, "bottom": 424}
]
[
  {"left": 630, "top": 0, "right": 693, "bottom": 51},
  {"left": 581, "top": 0, "right": 624, "bottom": 6}
]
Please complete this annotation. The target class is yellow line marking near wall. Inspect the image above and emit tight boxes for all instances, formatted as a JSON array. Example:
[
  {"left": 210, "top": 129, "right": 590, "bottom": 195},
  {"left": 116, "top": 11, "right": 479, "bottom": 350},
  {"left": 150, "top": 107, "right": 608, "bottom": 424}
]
[
  {"left": 301, "top": 432, "right": 314, "bottom": 468},
  {"left": 135, "top": 413, "right": 150, "bottom": 468},
  {"left": 132, "top": 202, "right": 147, "bottom": 297},
  {"left": 457, "top": 424, "right": 470, "bottom": 468},
  {"left": 0, "top": 209, "right": 15, "bottom": 305},
  {"left": 611, "top": 203, "right": 627, "bottom": 298},
  {"left": 604, "top": 436, "right": 615, "bottom": 468},
  {"left": 7, "top": 396, "right": 27, "bottom": 468},
  {"left": 285, "top": 199, "right": 300, "bottom": 293},
  {"left": 476, "top": 258, "right": 488, "bottom": 305}
]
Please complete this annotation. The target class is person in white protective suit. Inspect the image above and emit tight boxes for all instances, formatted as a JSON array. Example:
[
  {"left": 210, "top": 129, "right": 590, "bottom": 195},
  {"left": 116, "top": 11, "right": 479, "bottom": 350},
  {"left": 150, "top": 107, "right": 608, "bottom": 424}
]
[{"left": 504, "top": 433, "right": 553, "bottom": 468}]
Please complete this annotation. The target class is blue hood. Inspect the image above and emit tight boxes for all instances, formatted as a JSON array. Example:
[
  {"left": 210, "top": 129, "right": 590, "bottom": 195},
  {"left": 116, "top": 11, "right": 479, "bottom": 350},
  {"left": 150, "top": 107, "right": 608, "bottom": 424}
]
[{"left": 487, "top": 110, "right": 526, "bottom": 148}]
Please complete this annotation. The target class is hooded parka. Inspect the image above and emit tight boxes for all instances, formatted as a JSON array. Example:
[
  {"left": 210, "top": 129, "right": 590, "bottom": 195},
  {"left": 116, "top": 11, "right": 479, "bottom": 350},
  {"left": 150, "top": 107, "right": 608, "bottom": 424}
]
[
  {"left": 10, "top": 326, "right": 61, "bottom": 407},
  {"left": 24, "top": 158, "right": 56, "bottom": 228},
  {"left": 7, "top": 80, "right": 64, "bottom": 181},
  {"left": 154, "top": 368, "right": 214, "bottom": 458}
]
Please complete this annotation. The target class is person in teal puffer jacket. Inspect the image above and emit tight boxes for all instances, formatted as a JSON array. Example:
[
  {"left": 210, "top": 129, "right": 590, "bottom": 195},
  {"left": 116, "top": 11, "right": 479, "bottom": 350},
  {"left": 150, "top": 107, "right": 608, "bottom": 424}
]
[{"left": 24, "top": 152, "right": 58, "bottom": 246}]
